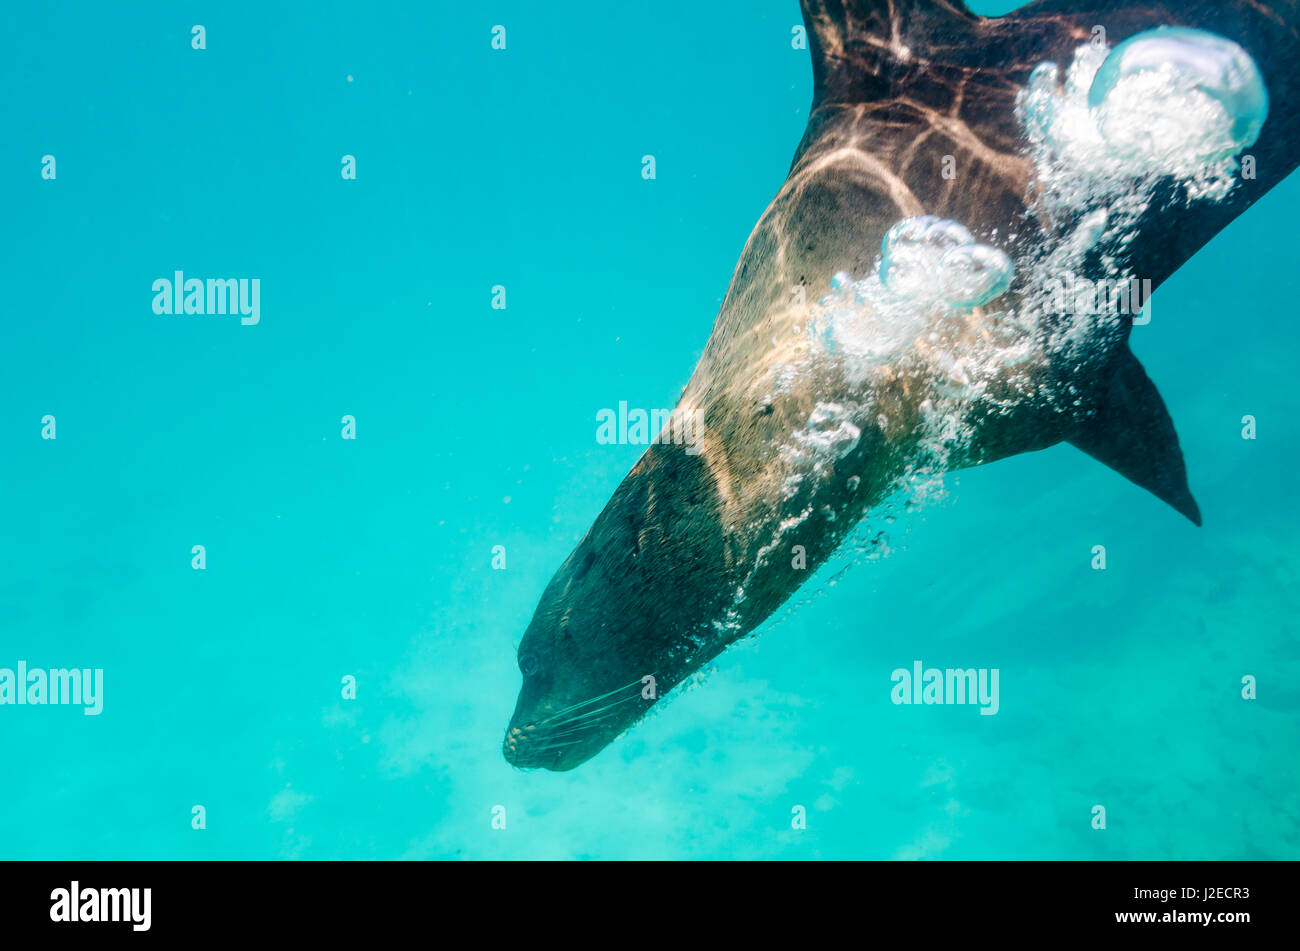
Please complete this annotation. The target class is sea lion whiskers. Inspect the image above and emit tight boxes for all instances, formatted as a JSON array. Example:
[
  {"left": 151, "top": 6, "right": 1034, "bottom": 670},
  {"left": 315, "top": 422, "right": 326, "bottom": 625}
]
[
  {"left": 530, "top": 716, "right": 625, "bottom": 743},
  {"left": 533, "top": 677, "right": 645, "bottom": 727},
  {"left": 536, "top": 695, "right": 642, "bottom": 733},
  {"left": 504, "top": 675, "right": 654, "bottom": 768},
  {"left": 526, "top": 739, "right": 583, "bottom": 754}
]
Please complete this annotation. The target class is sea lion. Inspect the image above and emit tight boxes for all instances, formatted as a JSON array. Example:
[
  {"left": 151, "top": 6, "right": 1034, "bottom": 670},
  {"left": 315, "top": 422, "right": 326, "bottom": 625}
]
[{"left": 504, "top": 0, "right": 1300, "bottom": 770}]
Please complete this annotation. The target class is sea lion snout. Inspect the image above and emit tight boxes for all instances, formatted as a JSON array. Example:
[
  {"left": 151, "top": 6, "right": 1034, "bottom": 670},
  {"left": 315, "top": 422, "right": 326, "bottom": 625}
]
[
  {"left": 501, "top": 724, "right": 536, "bottom": 767},
  {"left": 501, "top": 723, "right": 586, "bottom": 771},
  {"left": 503, "top": 675, "right": 653, "bottom": 771}
]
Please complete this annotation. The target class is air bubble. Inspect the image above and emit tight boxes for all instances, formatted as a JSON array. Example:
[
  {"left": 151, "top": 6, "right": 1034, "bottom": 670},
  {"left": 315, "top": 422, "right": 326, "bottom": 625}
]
[
  {"left": 1089, "top": 27, "right": 1267, "bottom": 162},
  {"left": 879, "top": 216, "right": 1015, "bottom": 309}
]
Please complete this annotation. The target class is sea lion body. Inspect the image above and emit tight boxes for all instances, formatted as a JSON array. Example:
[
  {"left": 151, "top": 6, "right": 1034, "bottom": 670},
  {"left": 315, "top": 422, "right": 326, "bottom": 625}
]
[{"left": 504, "top": 0, "right": 1300, "bottom": 770}]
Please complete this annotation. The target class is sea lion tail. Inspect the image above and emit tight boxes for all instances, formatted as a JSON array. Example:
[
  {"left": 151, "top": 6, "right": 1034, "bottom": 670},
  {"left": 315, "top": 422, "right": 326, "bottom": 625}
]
[{"left": 1067, "top": 345, "right": 1202, "bottom": 526}]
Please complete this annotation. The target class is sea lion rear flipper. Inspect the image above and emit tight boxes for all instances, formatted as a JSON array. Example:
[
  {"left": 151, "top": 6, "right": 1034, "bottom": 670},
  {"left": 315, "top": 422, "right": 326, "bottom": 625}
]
[{"left": 1068, "top": 346, "right": 1201, "bottom": 526}]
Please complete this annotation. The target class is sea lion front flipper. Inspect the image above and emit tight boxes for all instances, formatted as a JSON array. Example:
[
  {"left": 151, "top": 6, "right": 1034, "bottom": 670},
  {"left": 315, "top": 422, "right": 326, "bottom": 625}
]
[{"left": 1067, "top": 345, "right": 1202, "bottom": 525}]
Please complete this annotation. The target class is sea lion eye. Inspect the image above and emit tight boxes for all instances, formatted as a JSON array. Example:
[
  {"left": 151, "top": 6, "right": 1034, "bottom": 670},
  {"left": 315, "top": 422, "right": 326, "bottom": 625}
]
[{"left": 519, "top": 653, "right": 540, "bottom": 677}]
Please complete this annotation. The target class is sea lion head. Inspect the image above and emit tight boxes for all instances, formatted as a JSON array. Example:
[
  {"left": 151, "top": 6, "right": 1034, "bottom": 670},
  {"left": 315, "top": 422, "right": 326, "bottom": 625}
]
[
  {"left": 501, "top": 537, "right": 660, "bottom": 772},
  {"left": 503, "top": 443, "right": 732, "bottom": 770}
]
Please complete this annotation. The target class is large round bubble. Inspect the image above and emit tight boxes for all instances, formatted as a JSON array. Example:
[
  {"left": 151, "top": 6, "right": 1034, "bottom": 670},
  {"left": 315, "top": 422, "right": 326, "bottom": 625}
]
[
  {"left": 1088, "top": 27, "right": 1268, "bottom": 165},
  {"left": 878, "top": 216, "right": 1013, "bottom": 309},
  {"left": 938, "top": 243, "right": 1015, "bottom": 309}
]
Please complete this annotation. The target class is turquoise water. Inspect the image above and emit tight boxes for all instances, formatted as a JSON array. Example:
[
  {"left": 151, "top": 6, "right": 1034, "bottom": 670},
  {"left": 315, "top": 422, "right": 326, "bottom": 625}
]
[{"left": 2, "top": 0, "right": 1296, "bottom": 859}]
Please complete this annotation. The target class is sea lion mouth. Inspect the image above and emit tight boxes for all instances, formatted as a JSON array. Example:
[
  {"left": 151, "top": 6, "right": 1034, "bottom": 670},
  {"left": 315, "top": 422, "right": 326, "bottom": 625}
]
[
  {"left": 501, "top": 722, "right": 594, "bottom": 771},
  {"left": 502, "top": 678, "right": 652, "bottom": 770}
]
